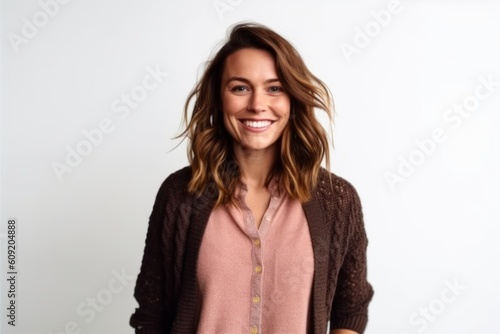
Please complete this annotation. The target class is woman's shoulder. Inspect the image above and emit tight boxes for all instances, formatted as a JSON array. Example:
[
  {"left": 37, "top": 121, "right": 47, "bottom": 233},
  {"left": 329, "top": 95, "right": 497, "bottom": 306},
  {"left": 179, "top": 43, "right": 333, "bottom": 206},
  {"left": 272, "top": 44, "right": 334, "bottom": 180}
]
[
  {"left": 312, "top": 168, "right": 365, "bottom": 232},
  {"left": 156, "top": 166, "right": 192, "bottom": 199},
  {"left": 316, "top": 167, "right": 361, "bottom": 202},
  {"left": 313, "top": 167, "right": 364, "bottom": 220},
  {"left": 164, "top": 166, "right": 192, "bottom": 184}
]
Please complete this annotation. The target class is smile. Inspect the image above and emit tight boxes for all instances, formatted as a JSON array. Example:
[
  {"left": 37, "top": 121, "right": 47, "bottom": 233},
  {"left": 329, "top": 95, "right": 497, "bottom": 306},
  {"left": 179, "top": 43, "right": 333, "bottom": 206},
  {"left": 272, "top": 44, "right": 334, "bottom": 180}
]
[{"left": 241, "top": 120, "right": 274, "bottom": 128}]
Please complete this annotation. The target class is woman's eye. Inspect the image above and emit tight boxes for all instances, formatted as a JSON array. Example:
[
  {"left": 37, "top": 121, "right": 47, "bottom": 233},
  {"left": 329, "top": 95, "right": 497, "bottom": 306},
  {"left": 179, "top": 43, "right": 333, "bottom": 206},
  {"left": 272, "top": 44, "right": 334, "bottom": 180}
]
[
  {"left": 269, "top": 86, "right": 284, "bottom": 93},
  {"left": 231, "top": 86, "right": 249, "bottom": 92}
]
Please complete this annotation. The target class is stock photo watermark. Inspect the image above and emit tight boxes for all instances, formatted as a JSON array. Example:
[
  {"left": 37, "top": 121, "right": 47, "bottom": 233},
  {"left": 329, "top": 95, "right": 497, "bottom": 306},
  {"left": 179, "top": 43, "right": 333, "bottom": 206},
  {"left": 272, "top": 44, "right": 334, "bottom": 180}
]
[
  {"left": 47, "top": 268, "right": 134, "bottom": 334},
  {"left": 8, "top": 0, "right": 72, "bottom": 53},
  {"left": 385, "top": 74, "right": 500, "bottom": 191},
  {"left": 51, "top": 64, "right": 168, "bottom": 182},
  {"left": 5, "top": 219, "right": 18, "bottom": 327},
  {"left": 213, "top": 0, "right": 245, "bottom": 20},
  {"left": 398, "top": 277, "right": 467, "bottom": 334},
  {"left": 340, "top": 0, "right": 402, "bottom": 64}
]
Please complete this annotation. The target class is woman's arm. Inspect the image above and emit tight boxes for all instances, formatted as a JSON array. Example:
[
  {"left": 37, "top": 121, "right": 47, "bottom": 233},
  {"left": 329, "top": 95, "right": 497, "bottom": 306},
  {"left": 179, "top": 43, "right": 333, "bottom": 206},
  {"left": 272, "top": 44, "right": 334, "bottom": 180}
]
[
  {"left": 329, "top": 177, "right": 374, "bottom": 333},
  {"left": 129, "top": 177, "right": 176, "bottom": 333}
]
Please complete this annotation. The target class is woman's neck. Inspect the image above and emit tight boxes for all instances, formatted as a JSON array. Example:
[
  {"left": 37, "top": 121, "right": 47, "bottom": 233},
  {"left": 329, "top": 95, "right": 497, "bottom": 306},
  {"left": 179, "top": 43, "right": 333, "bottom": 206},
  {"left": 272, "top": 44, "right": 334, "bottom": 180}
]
[{"left": 233, "top": 144, "right": 277, "bottom": 189}]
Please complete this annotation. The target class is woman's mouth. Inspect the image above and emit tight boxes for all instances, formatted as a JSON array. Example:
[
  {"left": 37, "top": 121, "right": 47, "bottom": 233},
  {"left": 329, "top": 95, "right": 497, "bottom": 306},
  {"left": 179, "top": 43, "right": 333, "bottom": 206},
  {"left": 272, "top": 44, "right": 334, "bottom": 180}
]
[{"left": 241, "top": 120, "right": 274, "bottom": 128}]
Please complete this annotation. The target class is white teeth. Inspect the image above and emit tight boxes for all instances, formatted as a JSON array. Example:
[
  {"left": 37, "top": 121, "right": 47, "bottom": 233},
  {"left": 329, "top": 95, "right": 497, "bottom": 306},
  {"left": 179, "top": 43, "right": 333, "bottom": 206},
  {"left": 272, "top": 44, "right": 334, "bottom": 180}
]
[{"left": 243, "top": 120, "right": 272, "bottom": 128}]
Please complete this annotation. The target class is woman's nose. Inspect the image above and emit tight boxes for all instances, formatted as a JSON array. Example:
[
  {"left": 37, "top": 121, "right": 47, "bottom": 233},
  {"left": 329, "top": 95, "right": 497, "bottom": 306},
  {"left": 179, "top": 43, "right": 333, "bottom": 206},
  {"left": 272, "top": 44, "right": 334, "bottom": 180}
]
[{"left": 247, "top": 91, "right": 266, "bottom": 113}]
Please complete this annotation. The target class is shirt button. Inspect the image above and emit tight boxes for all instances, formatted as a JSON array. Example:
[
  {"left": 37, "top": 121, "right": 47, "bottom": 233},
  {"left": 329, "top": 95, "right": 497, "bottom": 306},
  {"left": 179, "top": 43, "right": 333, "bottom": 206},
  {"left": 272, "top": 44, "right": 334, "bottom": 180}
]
[
  {"left": 250, "top": 326, "right": 258, "bottom": 334},
  {"left": 252, "top": 295, "right": 260, "bottom": 303},
  {"left": 254, "top": 239, "right": 261, "bottom": 247},
  {"left": 255, "top": 265, "right": 262, "bottom": 273}
]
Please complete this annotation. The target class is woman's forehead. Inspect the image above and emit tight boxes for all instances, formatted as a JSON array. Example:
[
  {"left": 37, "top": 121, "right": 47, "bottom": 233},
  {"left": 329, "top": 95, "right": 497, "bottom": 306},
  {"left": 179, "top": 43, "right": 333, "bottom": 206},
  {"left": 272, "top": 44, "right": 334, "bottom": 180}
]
[{"left": 222, "top": 48, "right": 278, "bottom": 81}]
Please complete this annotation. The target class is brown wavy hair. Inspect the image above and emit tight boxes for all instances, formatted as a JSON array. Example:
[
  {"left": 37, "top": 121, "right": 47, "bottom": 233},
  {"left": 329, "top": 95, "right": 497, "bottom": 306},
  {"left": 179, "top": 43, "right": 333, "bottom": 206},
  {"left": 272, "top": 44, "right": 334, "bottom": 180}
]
[{"left": 180, "top": 22, "right": 333, "bottom": 206}]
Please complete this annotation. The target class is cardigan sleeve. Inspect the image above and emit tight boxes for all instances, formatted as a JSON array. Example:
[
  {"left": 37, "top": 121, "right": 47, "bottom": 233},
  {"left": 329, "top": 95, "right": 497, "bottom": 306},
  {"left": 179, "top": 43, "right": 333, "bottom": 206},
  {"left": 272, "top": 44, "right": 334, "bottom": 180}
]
[
  {"left": 129, "top": 177, "right": 176, "bottom": 333},
  {"left": 329, "top": 178, "right": 374, "bottom": 333}
]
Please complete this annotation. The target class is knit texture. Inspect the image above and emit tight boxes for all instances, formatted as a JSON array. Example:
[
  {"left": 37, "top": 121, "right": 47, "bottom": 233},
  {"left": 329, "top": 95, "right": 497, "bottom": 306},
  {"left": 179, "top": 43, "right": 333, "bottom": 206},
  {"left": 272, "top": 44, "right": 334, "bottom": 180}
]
[{"left": 130, "top": 166, "right": 374, "bottom": 334}]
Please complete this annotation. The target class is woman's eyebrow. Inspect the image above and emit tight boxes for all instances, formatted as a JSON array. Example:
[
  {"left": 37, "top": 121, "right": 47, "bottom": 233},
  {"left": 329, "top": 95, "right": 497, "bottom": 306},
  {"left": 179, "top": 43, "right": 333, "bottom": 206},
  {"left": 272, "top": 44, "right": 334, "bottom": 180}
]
[{"left": 225, "top": 77, "right": 281, "bottom": 85}]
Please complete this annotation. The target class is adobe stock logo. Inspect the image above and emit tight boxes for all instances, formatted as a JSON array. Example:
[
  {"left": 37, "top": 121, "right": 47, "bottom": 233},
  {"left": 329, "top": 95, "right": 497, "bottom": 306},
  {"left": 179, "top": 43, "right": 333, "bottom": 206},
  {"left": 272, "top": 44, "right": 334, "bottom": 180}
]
[
  {"left": 399, "top": 278, "right": 467, "bottom": 334},
  {"left": 212, "top": 0, "right": 245, "bottom": 20},
  {"left": 47, "top": 268, "right": 134, "bottom": 334},
  {"left": 8, "top": 0, "right": 72, "bottom": 53},
  {"left": 384, "top": 74, "right": 499, "bottom": 191},
  {"left": 51, "top": 65, "right": 168, "bottom": 182},
  {"left": 340, "top": 0, "right": 402, "bottom": 64}
]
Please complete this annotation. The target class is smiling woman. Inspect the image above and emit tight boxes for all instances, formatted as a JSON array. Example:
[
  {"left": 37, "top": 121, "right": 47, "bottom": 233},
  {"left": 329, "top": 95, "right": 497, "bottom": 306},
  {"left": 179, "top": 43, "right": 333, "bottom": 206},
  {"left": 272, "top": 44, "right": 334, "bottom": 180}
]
[
  {"left": 129, "top": 23, "right": 373, "bottom": 334},
  {"left": 221, "top": 48, "right": 290, "bottom": 172}
]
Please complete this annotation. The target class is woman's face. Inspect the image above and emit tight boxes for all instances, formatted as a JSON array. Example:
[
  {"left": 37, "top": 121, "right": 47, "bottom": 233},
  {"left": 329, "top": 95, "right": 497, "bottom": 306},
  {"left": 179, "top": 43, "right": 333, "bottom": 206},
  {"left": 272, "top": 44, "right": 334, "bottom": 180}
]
[{"left": 221, "top": 48, "right": 290, "bottom": 155}]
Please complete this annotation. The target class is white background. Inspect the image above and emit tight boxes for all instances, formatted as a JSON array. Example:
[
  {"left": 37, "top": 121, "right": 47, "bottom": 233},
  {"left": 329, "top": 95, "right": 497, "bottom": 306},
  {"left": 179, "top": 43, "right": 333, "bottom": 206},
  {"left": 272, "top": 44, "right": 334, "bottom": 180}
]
[{"left": 1, "top": 0, "right": 500, "bottom": 333}]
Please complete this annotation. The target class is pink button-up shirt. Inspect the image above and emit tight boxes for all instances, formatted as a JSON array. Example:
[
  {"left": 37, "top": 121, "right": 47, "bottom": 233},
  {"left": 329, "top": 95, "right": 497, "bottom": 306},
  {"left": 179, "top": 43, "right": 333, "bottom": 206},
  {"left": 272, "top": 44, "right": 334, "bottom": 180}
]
[{"left": 196, "top": 181, "right": 315, "bottom": 334}]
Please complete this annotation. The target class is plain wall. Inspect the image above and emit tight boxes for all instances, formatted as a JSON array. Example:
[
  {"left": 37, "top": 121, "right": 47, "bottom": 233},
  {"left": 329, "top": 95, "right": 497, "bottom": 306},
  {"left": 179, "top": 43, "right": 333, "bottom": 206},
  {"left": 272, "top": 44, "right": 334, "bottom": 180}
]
[{"left": 1, "top": 0, "right": 500, "bottom": 333}]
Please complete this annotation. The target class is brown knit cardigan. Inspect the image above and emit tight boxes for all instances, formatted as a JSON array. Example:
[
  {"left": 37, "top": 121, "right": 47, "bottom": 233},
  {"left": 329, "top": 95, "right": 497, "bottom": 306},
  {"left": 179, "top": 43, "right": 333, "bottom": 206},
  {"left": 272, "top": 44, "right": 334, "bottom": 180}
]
[{"left": 130, "top": 166, "right": 374, "bottom": 334}]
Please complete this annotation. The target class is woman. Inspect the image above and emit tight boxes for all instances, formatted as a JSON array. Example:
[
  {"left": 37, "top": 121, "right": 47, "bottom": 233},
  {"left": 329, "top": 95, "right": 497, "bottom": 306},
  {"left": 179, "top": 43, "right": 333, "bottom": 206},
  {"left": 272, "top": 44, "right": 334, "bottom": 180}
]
[{"left": 130, "top": 23, "right": 373, "bottom": 334}]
